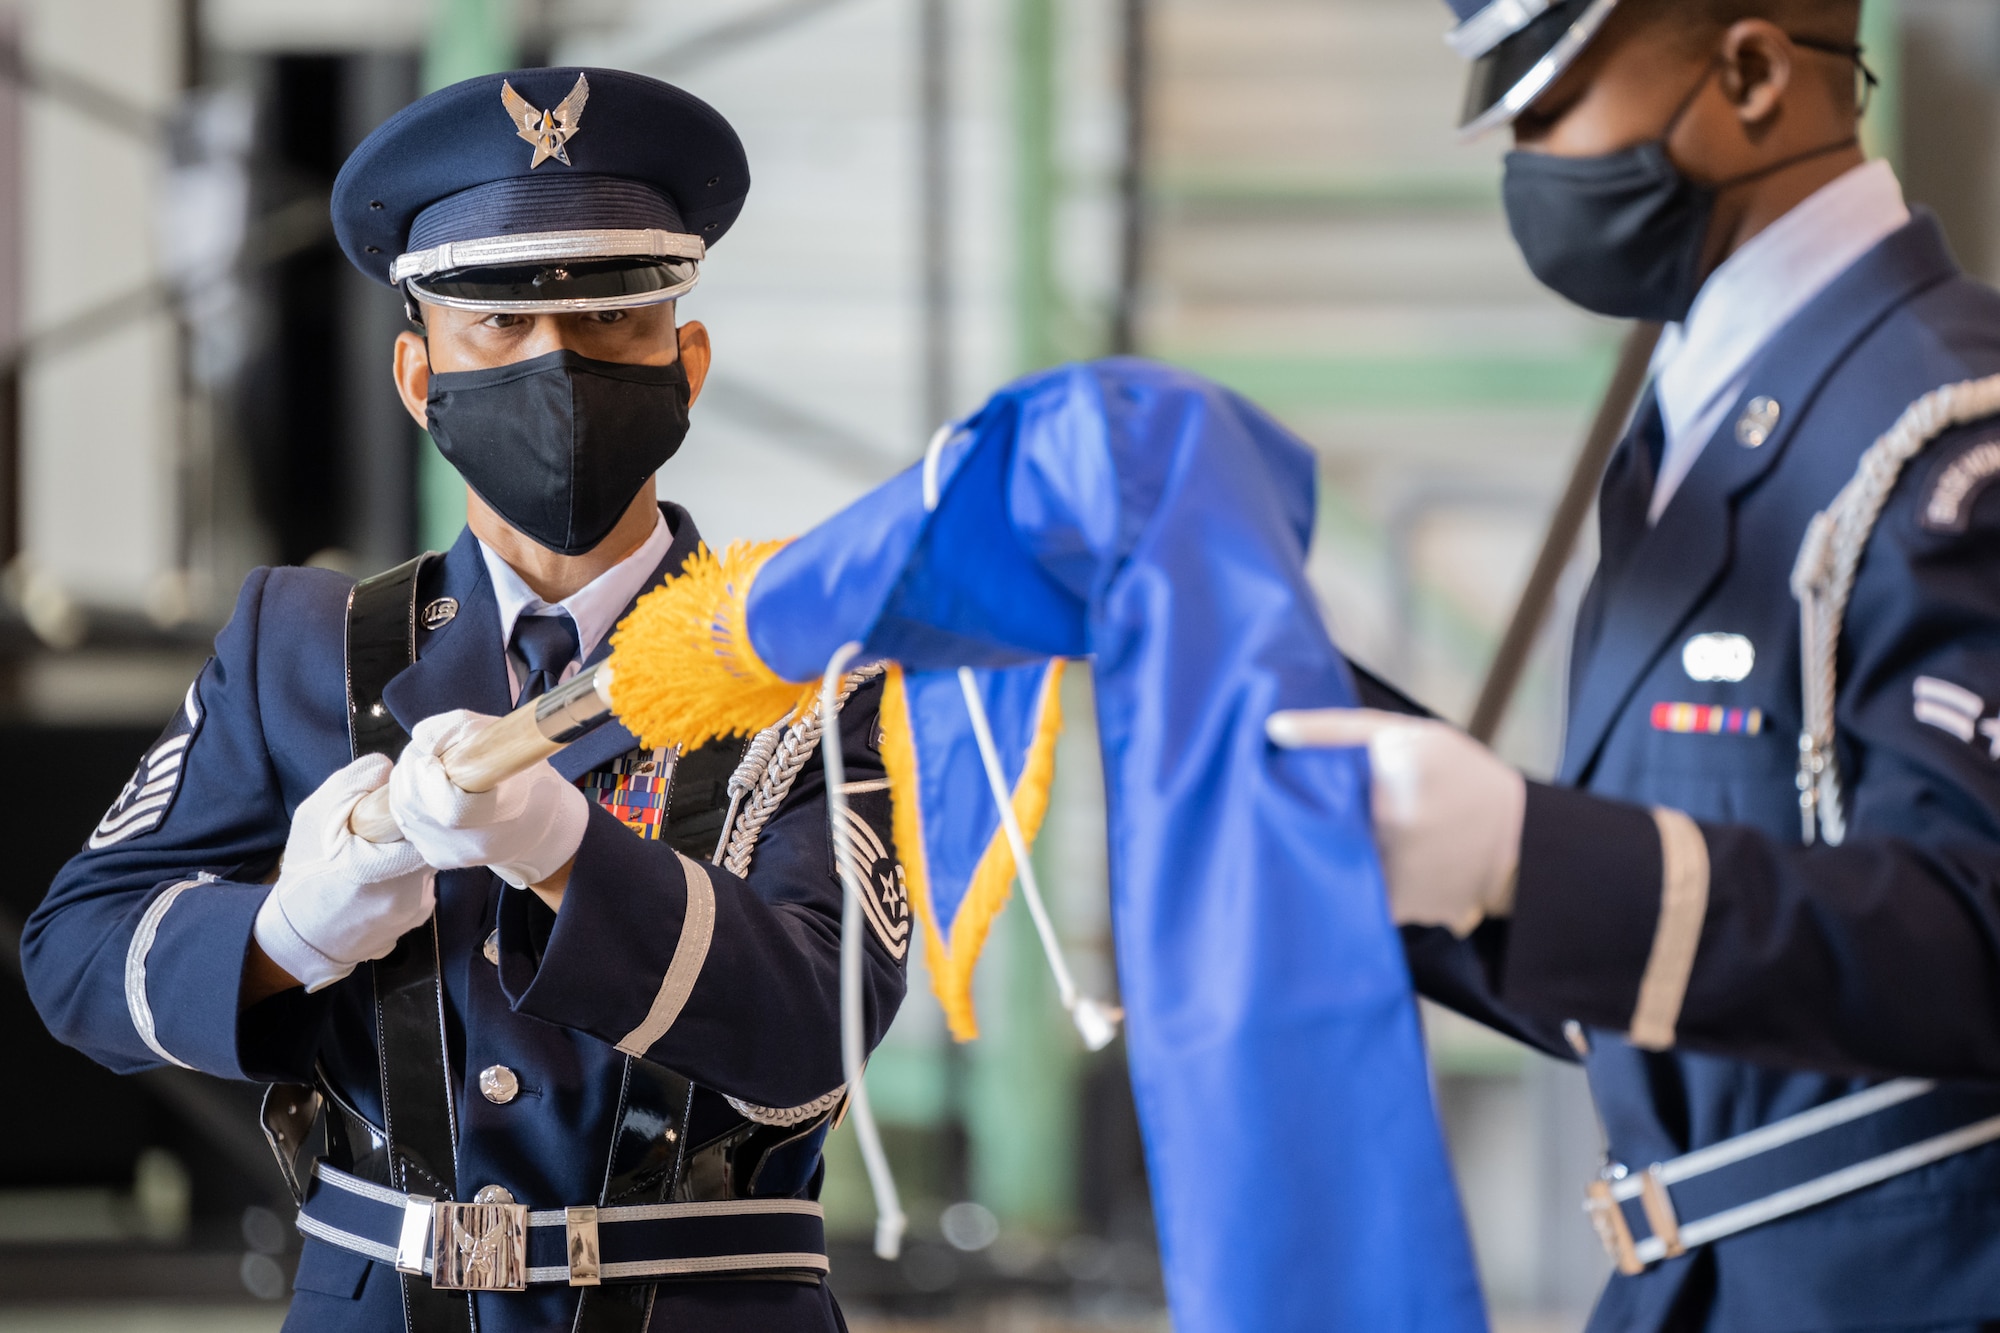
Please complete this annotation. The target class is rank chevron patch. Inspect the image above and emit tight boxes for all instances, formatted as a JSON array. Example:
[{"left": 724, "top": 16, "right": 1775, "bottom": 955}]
[
  {"left": 90, "top": 678, "right": 204, "bottom": 849},
  {"left": 834, "top": 782, "right": 910, "bottom": 960}
]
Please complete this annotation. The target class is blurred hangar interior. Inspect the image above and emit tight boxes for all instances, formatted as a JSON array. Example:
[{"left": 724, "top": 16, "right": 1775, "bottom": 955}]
[{"left": 0, "top": 0, "right": 1990, "bottom": 1329}]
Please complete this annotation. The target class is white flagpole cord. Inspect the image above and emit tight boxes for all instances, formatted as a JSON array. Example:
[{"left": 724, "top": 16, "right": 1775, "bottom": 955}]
[
  {"left": 924, "top": 421, "right": 1120, "bottom": 1052},
  {"left": 920, "top": 422, "right": 956, "bottom": 511},
  {"left": 822, "top": 641, "right": 907, "bottom": 1260},
  {"left": 956, "top": 666, "right": 1122, "bottom": 1052}
]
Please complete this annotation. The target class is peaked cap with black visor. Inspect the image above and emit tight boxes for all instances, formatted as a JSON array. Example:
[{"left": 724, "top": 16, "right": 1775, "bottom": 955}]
[
  {"left": 331, "top": 66, "right": 749, "bottom": 315},
  {"left": 1446, "top": 0, "right": 1877, "bottom": 137},
  {"left": 331, "top": 68, "right": 748, "bottom": 556},
  {"left": 1445, "top": 0, "right": 1626, "bottom": 135}
]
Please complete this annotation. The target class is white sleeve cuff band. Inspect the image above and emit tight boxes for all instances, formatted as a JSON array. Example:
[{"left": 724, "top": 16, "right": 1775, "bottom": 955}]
[
  {"left": 616, "top": 852, "right": 717, "bottom": 1056},
  {"left": 1628, "top": 807, "right": 1711, "bottom": 1052},
  {"left": 125, "top": 881, "right": 198, "bottom": 1068}
]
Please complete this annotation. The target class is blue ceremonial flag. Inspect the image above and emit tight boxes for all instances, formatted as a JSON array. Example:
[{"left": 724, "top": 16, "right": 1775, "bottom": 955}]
[
  {"left": 734, "top": 359, "right": 1487, "bottom": 1331},
  {"left": 606, "top": 537, "right": 1068, "bottom": 1043}
]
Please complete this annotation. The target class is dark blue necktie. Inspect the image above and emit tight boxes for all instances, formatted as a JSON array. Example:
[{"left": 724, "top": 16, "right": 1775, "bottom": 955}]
[
  {"left": 1572, "top": 390, "right": 1665, "bottom": 670},
  {"left": 511, "top": 613, "right": 581, "bottom": 707}
]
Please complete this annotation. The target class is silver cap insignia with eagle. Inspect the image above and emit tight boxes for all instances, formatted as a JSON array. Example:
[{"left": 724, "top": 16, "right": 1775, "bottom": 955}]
[{"left": 502, "top": 73, "right": 589, "bottom": 169}]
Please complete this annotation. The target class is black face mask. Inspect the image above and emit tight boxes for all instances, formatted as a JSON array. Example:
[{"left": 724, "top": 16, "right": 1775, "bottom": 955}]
[
  {"left": 427, "top": 349, "right": 692, "bottom": 555},
  {"left": 1502, "top": 59, "right": 1861, "bottom": 322}
]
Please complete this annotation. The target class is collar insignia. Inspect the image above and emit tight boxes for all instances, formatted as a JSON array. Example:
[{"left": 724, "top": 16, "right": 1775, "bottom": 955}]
[{"left": 501, "top": 74, "right": 589, "bottom": 169}]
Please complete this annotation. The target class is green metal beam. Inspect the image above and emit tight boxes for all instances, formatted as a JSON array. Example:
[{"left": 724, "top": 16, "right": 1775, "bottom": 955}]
[
  {"left": 1152, "top": 169, "right": 1499, "bottom": 215},
  {"left": 424, "top": 0, "right": 518, "bottom": 95},
  {"left": 416, "top": 0, "right": 520, "bottom": 554},
  {"left": 1170, "top": 346, "right": 1620, "bottom": 413},
  {"left": 966, "top": 895, "right": 1079, "bottom": 1231},
  {"left": 945, "top": 0, "right": 1082, "bottom": 1233}
]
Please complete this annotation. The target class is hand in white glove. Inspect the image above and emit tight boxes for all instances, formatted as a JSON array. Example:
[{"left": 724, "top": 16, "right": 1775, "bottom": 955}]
[
  {"left": 389, "top": 709, "right": 589, "bottom": 889},
  {"left": 253, "top": 754, "right": 437, "bottom": 993},
  {"left": 1266, "top": 707, "right": 1525, "bottom": 937}
]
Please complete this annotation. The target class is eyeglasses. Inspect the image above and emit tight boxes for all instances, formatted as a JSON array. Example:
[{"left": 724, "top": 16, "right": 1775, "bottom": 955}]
[{"left": 1790, "top": 36, "right": 1882, "bottom": 120}]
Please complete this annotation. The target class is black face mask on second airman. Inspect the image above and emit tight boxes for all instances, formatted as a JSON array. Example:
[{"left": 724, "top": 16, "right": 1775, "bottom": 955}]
[
  {"left": 426, "top": 349, "right": 691, "bottom": 556},
  {"left": 1502, "top": 55, "right": 1862, "bottom": 322}
]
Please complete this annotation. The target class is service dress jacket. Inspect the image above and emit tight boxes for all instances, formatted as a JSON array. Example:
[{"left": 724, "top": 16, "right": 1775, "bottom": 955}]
[
  {"left": 1410, "top": 214, "right": 2000, "bottom": 1333},
  {"left": 22, "top": 504, "right": 908, "bottom": 1333}
]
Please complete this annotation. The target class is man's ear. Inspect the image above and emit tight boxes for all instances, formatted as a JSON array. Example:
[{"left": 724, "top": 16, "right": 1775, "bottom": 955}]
[
  {"left": 393, "top": 329, "right": 432, "bottom": 429},
  {"left": 1718, "top": 20, "right": 1792, "bottom": 127},
  {"left": 677, "top": 320, "right": 712, "bottom": 405}
]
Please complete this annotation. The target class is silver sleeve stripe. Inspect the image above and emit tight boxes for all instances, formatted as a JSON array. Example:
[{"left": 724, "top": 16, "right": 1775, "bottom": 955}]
[
  {"left": 1628, "top": 808, "right": 1712, "bottom": 1052},
  {"left": 615, "top": 851, "right": 716, "bottom": 1057},
  {"left": 124, "top": 881, "right": 197, "bottom": 1069}
]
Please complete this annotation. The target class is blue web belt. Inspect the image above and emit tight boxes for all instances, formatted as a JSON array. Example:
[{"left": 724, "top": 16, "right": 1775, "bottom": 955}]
[
  {"left": 1586, "top": 1079, "right": 2000, "bottom": 1274},
  {"left": 296, "top": 1162, "right": 828, "bottom": 1292}
]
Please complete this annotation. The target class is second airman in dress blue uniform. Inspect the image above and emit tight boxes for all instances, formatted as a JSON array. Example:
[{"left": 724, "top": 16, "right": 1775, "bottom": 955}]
[{"left": 1275, "top": 2, "right": 2000, "bottom": 1329}]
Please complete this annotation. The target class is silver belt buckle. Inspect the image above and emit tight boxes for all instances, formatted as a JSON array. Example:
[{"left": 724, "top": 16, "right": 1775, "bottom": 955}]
[{"left": 430, "top": 1187, "right": 529, "bottom": 1292}]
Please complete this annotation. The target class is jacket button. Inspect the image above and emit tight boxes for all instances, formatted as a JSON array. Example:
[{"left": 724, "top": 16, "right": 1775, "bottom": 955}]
[
  {"left": 479, "top": 1065, "right": 520, "bottom": 1104},
  {"left": 483, "top": 930, "right": 500, "bottom": 965}
]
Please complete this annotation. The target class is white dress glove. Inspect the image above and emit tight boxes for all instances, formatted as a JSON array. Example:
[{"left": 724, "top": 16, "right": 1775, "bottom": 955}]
[
  {"left": 389, "top": 709, "right": 590, "bottom": 889},
  {"left": 253, "top": 754, "right": 438, "bottom": 993},
  {"left": 1267, "top": 707, "right": 1526, "bottom": 937}
]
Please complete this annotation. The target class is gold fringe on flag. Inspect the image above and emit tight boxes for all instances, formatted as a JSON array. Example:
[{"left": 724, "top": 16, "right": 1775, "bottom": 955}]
[
  {"left": 608, "top": 539, "right": 819, "bottom": 750},
  {"left": 878, "top": 661, "right": 1065, "bottom": 1041}
]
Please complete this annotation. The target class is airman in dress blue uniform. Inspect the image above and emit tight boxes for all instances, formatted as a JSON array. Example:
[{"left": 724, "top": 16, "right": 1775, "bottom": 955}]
[
  {"left": 1272, "top": 1, "right": 2000, "bottom": 1329},
  {"left": 22, "top": 68, "right": 908, "bottom": 1333}
]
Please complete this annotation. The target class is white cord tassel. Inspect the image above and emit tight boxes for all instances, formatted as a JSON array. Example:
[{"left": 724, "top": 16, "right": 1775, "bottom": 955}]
[
  {"left": 822, "top": 641, "right": 907, "bottom": 1261},
  {"left": 956, "top": 667, "right": 1122, "bottom": 1052}
]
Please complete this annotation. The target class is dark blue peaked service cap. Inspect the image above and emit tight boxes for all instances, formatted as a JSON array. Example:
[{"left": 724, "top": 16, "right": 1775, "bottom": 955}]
[
  {"left": 332, "top": 66, "right": 749, "bottom": 313},
  {"left": 1441, "top": 0, "right": 1623, "bottom": 135}
]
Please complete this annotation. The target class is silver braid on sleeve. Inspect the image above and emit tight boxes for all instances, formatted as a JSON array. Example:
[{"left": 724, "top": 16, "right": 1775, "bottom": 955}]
[{"left": 1791, "top": 375, "right": 2000, "bottom": 846}]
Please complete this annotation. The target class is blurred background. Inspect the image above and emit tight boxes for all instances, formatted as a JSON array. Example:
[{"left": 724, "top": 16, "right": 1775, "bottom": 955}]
[{"left": 0, "top": 0, "right": 1991, "bottom": 1327}]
